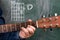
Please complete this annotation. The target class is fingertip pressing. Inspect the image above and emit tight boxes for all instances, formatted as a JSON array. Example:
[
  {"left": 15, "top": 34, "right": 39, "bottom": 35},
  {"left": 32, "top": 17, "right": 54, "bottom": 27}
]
[{"left": 28, "top": 19, "right": 32, "bottom": 22}]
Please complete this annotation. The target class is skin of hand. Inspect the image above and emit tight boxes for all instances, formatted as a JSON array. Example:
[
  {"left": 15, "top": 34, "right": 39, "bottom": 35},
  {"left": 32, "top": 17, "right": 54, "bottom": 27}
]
[{"left": 19, "top": 19, "right": 36, "bottom": 38}]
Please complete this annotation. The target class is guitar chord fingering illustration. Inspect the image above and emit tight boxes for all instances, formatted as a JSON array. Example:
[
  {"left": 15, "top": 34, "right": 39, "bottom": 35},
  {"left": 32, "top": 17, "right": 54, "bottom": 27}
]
[{"left": 11, "top": 0, "right": 25, "bottom": 22}]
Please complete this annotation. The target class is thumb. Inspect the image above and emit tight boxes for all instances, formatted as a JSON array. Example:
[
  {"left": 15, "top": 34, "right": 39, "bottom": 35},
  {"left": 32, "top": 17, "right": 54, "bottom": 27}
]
[{"left": 27, "top": 19, "right": 32, "bottom": 22}]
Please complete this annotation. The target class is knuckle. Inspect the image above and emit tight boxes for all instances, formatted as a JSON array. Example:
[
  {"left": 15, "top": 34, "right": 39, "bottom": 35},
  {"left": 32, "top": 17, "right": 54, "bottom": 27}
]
[
  {"left": 27, "top": 28, "right": 34, "bottom": 34},
  {"left": 30, "top": 26, "right": 36, "bottom": 31}
]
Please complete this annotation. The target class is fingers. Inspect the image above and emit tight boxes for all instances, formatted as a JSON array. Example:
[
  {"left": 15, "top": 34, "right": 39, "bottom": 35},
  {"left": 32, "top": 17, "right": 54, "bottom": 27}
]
[
  {"left": 21, "top": 27, "right": 29, "bottom": 36},
  {"left": 27, "top": 19, "right": 32, "bottom": 22},
  {"left": 27, "top": 25, "right": 36, "bottom": 36},
  {"left": 19, "top": 25, "right": 36, "bottom": 38},
  {"left": 27, "top": 25, "right": 36, "bottom": 31},
  {"left": 19, "top": 27, "right": 30, "bottom": 38},
  {"left": 27, "top": 27, "right": 34, "bottom": 35},
  {"left": 19, "top": 31, "right": 26, "bottom": 38}
]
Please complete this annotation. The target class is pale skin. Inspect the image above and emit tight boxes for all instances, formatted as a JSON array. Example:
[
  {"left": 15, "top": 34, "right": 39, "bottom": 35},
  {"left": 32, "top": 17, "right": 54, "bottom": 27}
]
[{"left": 19, "top": 19, "right": 36, "bottom": 38}]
